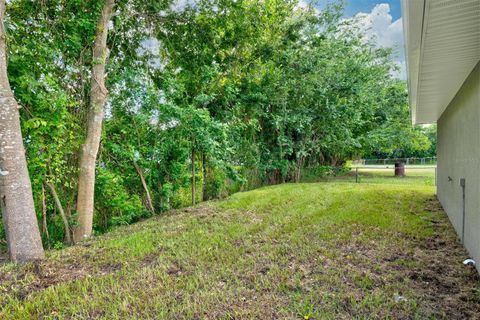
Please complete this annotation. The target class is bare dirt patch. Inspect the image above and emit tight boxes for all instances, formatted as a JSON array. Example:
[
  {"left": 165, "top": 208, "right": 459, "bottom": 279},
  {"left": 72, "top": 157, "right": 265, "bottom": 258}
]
[
  {"left": 405, "top": 197, "right": 480, "bottom": 319},
  {"left": 0, "top": 245, "right": 129, "bottom": 306},
  {"left": 316, "top": 196, "right": 480, "bottom": 319},
  {"left": 387, "top": 197, "right": 479, "bottom": 319}
]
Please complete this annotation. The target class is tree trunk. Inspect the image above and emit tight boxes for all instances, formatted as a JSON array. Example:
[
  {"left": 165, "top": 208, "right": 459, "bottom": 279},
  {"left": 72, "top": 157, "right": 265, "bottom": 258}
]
[
  {"left": 191, "top": 147, "right": 196, "bottom": 206},
  {"left": 0, "top": 0, "right": 44, "bottom": 262},
  {"left": 296, "top": 156, "right": 304, "bottom": 183},
  {"left": 202, "top": 153, "right": 208, "bottom": 202},
  {"left": 133, "top": 159, "right": 155, "bottom": 214},
  {"left": 45, "top": 182, "right": 72, "bottom": 244},
  {"left": 41, "top": 184, "right": 49, "bottom": 240},
  {"left": 74, "top": 0, "right": 115, "bottom": 243}
]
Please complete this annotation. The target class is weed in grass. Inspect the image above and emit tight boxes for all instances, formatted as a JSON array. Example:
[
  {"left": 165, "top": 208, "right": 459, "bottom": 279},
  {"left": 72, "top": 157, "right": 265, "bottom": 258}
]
[{"left": 0, "top": 170, "right": 478, "bottom": 319}]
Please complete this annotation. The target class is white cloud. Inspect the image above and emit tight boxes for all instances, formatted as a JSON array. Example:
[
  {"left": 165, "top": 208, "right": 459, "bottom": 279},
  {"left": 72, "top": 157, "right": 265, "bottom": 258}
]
[{"left": 353, "top": 4, "right": 406, "bottom": 80}]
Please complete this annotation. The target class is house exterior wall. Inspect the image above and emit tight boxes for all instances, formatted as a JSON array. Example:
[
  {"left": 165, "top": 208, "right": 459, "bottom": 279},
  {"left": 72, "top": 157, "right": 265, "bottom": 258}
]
[{"left": 437, "top": 62, "right": 480, "bottom": 271}]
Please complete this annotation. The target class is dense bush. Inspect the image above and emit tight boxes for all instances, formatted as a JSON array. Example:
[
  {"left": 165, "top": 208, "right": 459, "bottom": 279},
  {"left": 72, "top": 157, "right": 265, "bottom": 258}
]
[
  {"left": 301, "top": 165, "right": 352, "bottom": 183},
  {"left": 94, "top": 169, "right": 150, "bottom": 231}
]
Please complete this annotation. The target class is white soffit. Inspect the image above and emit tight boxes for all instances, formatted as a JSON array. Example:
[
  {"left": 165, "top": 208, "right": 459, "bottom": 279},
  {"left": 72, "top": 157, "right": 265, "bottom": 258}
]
[{"left": 402, "top": 0, "right": 480, "bottom": 124}]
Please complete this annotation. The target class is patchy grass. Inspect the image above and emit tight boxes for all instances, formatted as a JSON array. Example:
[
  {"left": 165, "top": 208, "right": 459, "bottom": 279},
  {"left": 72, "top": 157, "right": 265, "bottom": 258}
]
[{"left": 1, "top": 171, "right": 479, "bottom": 319}]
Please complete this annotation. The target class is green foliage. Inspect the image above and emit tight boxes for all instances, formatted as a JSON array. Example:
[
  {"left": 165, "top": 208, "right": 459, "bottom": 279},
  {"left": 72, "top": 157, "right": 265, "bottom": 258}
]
[
  {"left": 53, "top": 242, "right": 65, "bottom": 250},
  {"left": 4, "top": 0, "right": 106, "bottom": 244},
  {"left": 203, "top": 165, "right": 241, "bottom": 199},
  {"left": 362, "top": 82, "right": 432, "bottom": 158},
  {"left": 0, "top": 222, "right": 5, "bottom": 252},
  {"left": 1, "top": 0, "right": 436, "bottom": 247},
  {"left": 302, "top": 165, "right": 351, "bottom": 180},
  {"left": 94, "top": 168, "right": 150, "bottom": 231}
]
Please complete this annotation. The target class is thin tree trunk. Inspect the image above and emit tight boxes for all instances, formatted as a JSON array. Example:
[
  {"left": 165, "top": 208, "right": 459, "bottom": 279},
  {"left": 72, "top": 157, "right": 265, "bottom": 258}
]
[
  {"left": 191, "top": 147, "right": 196, "bottom": 206},
  {"left": 41, "top": 184, "right": 49, "bottom": 240},
  {"left": 45, "top": 182, "right": 72, "bottom": 244},
  {"left": 74, "top": 0, "right": 115, "bottom": 243},
  {"left": 202, "top": 153, "right": 208, "bottom": 202},
  {"left": 156, "top": 163, "right": 164, "bottom": 209},
  {"left": 296, "top": 156, "right": 304, "bottom": 183},
  {"left": 0, "top": 0, "right": 44, "bottom": 262},
  {"left": 133, "top": 159, "right": 155, "bottom": 214},
  {"left": 41, "top": 185, "right": 49, "bottom": 239},
  {"left": 66, "top": 204, "right": 72, "bottom": 219}
]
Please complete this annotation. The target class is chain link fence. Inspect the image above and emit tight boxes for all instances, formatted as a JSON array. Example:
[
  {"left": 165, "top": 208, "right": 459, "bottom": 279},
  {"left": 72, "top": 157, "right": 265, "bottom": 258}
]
[
  {"left": 348, "top": 166, "right": 436, "bottom": 186},
  {"left": 353, "top": 157, "right": 437, "bottom": 166}
]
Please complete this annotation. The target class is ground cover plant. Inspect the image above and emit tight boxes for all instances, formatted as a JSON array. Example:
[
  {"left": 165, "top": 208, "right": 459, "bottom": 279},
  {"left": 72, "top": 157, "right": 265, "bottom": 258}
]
[{"left": 1, "top": 170, "right": 478, "bottom": 319}]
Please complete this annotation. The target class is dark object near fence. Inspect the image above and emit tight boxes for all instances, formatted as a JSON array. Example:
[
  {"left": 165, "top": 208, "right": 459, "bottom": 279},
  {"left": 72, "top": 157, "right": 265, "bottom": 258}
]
[{"left": 395, "top": 162, "right": 405, "bottom": 177}]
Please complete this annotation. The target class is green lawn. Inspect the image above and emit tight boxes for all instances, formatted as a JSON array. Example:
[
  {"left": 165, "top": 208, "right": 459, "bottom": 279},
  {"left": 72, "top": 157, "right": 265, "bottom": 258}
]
[
  {"left": 305, "top": 167, "right": 436, "bottom": 186},
  {"left": 1, "top": 171, "right": 479, "bottom": 319}
]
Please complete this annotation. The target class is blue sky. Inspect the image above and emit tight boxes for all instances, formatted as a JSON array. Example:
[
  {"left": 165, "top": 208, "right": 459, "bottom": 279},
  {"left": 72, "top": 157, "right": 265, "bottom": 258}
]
[
  {"left": 343, "top": 0, "right": 401, "bottom": 20},
  {"left": 314, "top": 0, "right": 406, "bottom": 79},
  {"left": 314, "top": 0, "right": 401, "bottom": 19}
]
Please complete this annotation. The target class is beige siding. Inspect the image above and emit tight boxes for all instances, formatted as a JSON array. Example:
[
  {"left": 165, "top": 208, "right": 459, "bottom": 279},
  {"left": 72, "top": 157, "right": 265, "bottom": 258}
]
[{"left": 437, "top": 62, "right": 480, "bottom": 271}]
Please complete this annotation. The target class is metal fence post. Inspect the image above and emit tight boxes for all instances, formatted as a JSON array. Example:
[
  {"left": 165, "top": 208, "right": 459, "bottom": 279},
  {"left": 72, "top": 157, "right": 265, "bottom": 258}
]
[{"left": 356, "top": 167, "right": 359, "bottom": 183}]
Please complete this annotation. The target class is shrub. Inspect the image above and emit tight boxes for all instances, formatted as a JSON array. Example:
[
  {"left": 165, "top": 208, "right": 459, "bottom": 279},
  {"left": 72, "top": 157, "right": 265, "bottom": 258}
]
[
  {"left": 301, "top": 165, "right": 351, "bottom": 182},
  {"left": 94, "top": 168, "right": 150, "bottom": 231}
]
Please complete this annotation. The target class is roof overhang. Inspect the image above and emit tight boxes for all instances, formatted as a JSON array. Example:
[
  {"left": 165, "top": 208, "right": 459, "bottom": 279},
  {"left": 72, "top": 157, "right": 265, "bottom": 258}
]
[{"left": 402, "top": 0, "right": 480, "bottom": 124}]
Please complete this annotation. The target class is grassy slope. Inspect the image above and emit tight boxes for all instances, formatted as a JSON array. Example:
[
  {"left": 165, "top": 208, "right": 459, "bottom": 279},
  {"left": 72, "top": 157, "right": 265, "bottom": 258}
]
[{"left": 1, "top": 171, "right": 479, "bottom": 319}]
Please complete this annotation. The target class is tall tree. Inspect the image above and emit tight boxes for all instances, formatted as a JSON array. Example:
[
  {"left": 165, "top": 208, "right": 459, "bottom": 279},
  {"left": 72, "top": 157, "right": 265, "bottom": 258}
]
[
  {"left": 74, "top": 0, "right": 115, "bottom": 242},
  {"left": 0, "top": 0, "right": 44, "bottom": 262}
]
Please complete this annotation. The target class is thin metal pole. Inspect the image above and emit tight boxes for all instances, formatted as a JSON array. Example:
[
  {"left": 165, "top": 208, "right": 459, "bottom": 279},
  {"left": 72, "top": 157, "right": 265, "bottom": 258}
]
[{"left": 356, "top": 167, "right": 359, "bottom": 183}]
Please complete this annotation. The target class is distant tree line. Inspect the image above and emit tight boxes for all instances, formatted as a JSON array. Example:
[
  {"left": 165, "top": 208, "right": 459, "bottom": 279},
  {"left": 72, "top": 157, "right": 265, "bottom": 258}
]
[{"left": 0, "top": 0, "right": 431, "bottom": 261}]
